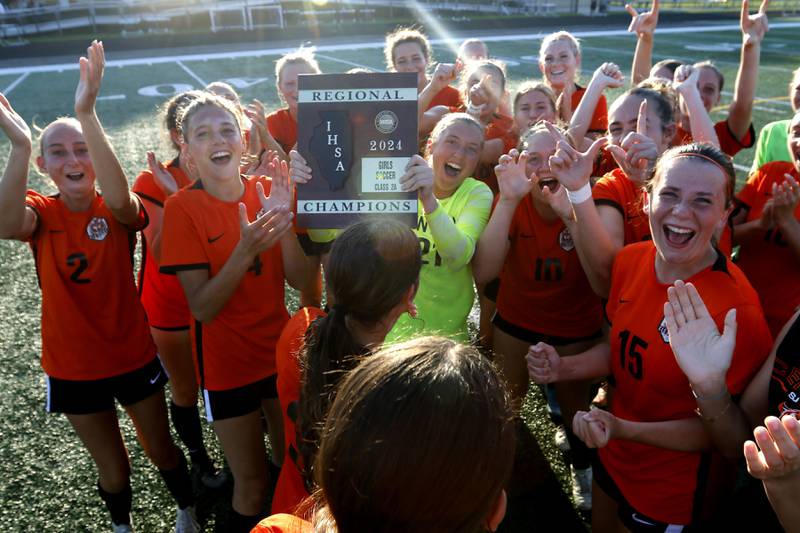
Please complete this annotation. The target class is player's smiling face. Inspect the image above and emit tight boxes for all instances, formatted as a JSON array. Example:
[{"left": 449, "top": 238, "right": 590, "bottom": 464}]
[
  {"left": 37, "top": 122, "right": 96, "bottom": 198},
  {"left": 514, "top": 89, "right": 556, "bottom": 131},
  {"left": 522, "top": 131, "right": 560, "bottom": 199},
  {"left": 392, "top": 42, "right": 428, "bottom": 89},
  {"left": 182, "top": 105, "right": 243, "bottom": 183},
  {"left": 648, "top": 157, "right": 728, "bottom": 271},
  {"left": 279, "top": 63, "right": 317, "bottom": 115},
  {"left": 789, "top": 113, "right": 800, "bottom": 173},
  {"left": 430, "top": 121, "right": 483, "bottom": 197},
  {"left": 539, "top": 39, "right": 579, "bottom": 91}
]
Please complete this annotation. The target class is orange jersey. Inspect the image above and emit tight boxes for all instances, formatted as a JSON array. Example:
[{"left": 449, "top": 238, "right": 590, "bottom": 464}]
[
  {"left": 428, "top": 84, "right": 462, "bottom": 110},
  {"left": 572, "top": 85, "right": 608, "bottom": 134},
  {"left": 132, "top": 158, "right": 193, "bottom": 329},
  {"left": 267, "top": 108, "right": 297, "bottom": 155},
  {"left": 496, "top": 194, "right": 603, "bottom": 337},
  {"left": 160, "top": 176, "right": 289, "bottom": 390},
  {"left": 592, "top": 168, "right": 651, "bottom": 244},
  {"left": 478, "top": 113, "right": 517, "bottom": 194},
  {"left": 736, "top": 161, "right": 800, "bottom": 336},
  {"left": 252, "top": 514, "right": 311, "bottom": 533},
  {"left": 674, "top": 120, "right": 755, "bottom": 158},
  {"left": 272, "top": 307, "right": 326, "bottom": 516},
  {"left": 25, "top": 191, "right": 156, "bottom": 380},
  {"left": 601, "top": 241, "right": 772, "bottom": 525}
]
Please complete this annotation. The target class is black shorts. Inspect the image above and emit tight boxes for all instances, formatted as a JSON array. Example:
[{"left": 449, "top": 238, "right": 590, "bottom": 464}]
[
  {"left": 492, "top": 311, "right": 602, "bottom": 347},
  {"left": 46, "top": 357, "right": 168, "bottom": 415},
  {"left": 203, "top": 374, "right": 278, "bottom": 422},
  {"left": 593, "top": 455, "right": 689, "bottom": 532},
  {"left": 297, "top": 232, "right": 333, "bottom": 256}
]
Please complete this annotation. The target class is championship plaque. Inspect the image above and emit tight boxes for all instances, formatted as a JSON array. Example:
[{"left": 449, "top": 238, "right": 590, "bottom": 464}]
[{"left": 296, "top": 72, "right": 419, "bottom": 228}]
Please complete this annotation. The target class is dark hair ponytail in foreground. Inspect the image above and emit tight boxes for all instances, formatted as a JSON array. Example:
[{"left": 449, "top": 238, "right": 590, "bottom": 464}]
[{"left": 298, "top": 219, "right": 421, "bottom": 488}]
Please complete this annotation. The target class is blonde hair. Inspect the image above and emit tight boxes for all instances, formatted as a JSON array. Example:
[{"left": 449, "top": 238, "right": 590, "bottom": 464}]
[
  {"left": 176, "top": 92, "right": 243, "bottom": 142},
  {"left": 539, "top": 31, "right": 581, "bottom": 63},
  {"left": 427, "top": 113, "right": 484, "bottom": 157},
  {"left": 275, "top": 47, "right": 321, "bottom": 85},
  {"left": 37, "top": 117, "right": 82, "bottom": 157},
  {"left": 384, "top": 26, "right": 431, "bottom": 70}
]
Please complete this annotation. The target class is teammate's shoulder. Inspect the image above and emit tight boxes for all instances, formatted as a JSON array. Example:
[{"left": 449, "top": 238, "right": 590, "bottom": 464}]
[
  {"left": 758, "top": 160, "right": 796, "bottom": 177},
  {"left": 253, "top": 513, "right": 311, "bottom": 533},
  {"left": 614, "top": 241, "right": 654, "bottom": 270}
]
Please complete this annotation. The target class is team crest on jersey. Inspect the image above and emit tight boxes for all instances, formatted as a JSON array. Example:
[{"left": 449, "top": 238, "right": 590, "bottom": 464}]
[
  {"left": 657, "top": 317, "right": 670, "bottom": 344},
  {"left": 558, "top": 228, "right": 575, "bottom": 252},
  {"left": 86, "top": 217, "right": 109, "bottom": 241}
]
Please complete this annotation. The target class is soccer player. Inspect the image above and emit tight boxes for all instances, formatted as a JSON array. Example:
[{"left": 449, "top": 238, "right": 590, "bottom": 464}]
[
  {"left": 271, "top": 219, "right": 421, "bottom": 516},
  {"left": 538, "top": 31, "right": 607, "bottom": 136},
  {"left": 473, "top": 123, "right": 604, "bottom": 510},
  {"left": 159, "top": 92, "right": 313, "bottom": 532},
  {"left": 630, "top": 0, "right": 769, "bottom": 157},
  {"left": 132, "top": 91, "right": 225, "bottom": 489},
  {"left": 512, "top": 82, "right": 558, "bottom": 135},
  {"left": 750, "top": 67, "right": 800, "bottom": 171},
  {"left": 385, "top": 27, "right": 461, "bottom": 109},
  {"left": 387, "top": 113, "right": 492, "bottom": 342},
  {"left": 255, "top": 337, "right": 515, "bottom": 533},
  {"left": 528, "top": 143, "right": 772, "bottom": 531},
  {"left": 0, "top": 42, "right": 198, "bottom": 532},
  {"left": 732, "top": 109, "right": 800, "bottom": 337}
]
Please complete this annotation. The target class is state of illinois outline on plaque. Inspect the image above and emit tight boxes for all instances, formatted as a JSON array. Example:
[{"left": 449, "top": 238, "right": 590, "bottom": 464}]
[{"left": 296, "top": 72, "right": 419, "bottom": 228}]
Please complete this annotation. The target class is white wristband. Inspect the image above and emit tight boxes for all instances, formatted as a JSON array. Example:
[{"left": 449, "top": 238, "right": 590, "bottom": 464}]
[{"left": 567, "top": 182, "right": 592, "bottom": 205}]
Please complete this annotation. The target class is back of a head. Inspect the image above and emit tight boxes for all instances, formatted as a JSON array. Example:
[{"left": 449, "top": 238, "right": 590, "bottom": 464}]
[
  {"left": 313, "top": 337, "right": 515, "bottom": 533},
  {"left": 298, "top": 219, "right": 422, "bottom": 487}
]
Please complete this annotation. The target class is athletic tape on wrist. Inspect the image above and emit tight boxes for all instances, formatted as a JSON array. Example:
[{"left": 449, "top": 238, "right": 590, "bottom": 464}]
[{"left": 567, "top": 183, "right": 592, "bottom": 205}]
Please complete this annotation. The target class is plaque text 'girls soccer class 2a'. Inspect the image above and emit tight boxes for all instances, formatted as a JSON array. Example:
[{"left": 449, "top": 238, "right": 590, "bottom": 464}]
[{"left": 296, "top": 72, "right": 419, "bottom": 228}]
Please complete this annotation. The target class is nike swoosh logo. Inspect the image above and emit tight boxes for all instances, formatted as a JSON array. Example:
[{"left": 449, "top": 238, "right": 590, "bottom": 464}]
[
  {"left": 207, "top": 233, "right": 224, "bottom": 244},
  {"left": 631, "top": 513, "right": 655, "bottom": 526},
  {"left": 149, "top": 371, "right": 162, "bottom": 385}
]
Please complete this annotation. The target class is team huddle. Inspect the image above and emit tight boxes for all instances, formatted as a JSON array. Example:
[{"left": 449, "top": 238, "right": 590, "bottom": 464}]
[{"left": 0, "top": 0, "right": 799, "bottom": 531}]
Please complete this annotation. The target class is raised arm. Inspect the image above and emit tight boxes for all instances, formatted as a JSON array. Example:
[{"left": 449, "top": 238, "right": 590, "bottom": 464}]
[
  {"left": 627, "top": 0, "right": 660, "bottom": 85},
  {"left": 728, "top": 0, "right": 769, "bottom": 142},
  {"left": 259, "top": 156, "right": 314, "bottom": 291},
  {"left": 567, "top": 63, "right": 623, "bottom": 145},
  {"left": 664, "top": 280, "right": 758, "bottom": 458},
  {"left": 472, "top": 149, "right": 533, "bottom": 283},
  {"left": 74, "top": 41, "right": 140, "bottom": 225},
  {"left": 745, "top": 415, "right": 800, "bottom": 533},
  {"left": 674, "top": 65, "right": 720, "bottom": 148},
  {"left": 769, "top": 175, "right": 800, "bottom": 261},
  {"left": 0, "top": 94, "right": 36, "bottom": 240},
  {"left": 245, "top": 99, "right": 288, "bottom": 162},
  {"left": 177, "top": 203, "right": 293, "bottom": 323},
  {"left": 546, "top": 122, "right": 619, "bottom": 297}
]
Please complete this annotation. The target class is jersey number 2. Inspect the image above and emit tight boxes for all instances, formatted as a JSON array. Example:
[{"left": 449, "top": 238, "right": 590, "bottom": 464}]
[
  {"left": 618, "top": 329, "right": 646, "bottom": 380},
  {"left": 67, "top": 253, "right": 91, "bottom": 284}
]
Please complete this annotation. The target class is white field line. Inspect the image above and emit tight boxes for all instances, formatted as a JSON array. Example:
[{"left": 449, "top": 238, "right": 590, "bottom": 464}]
[
  {"left": 734, "top": 163, "right": 750, "bottom": 172},
  {"left": 2, "top": 21, "right": 800, "bottom": 76},
  {"left": 314, "top": 53, "right": 378, "bottom": 71},
  {"left": 176, "top": 60, "right": 208, "bottom": 87},
  {"left": 97, "top": 94, "right": 127, "bottom": 101},
  {"left": 2, "top": 72, "right": 29, "bottom": 95}
]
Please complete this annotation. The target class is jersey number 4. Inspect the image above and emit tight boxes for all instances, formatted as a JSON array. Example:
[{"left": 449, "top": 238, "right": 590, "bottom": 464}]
[
  {"left": 67, "top": 253, "right": 91, "bottom": 284},
  {"left": 618, "top": 329, "right": 646, "bottom": 380}
]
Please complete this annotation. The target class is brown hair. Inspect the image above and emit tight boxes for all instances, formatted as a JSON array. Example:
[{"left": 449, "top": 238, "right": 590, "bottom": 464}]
[
  {"left": 513, "top": 81, "right": 557, "bottom": 116},
  {"left": 311, "top": 337, "right": 515, "bottom": 533},
  {"left": 651, "top": 59, "right": 684, "bottom": 78},
  {"left": 612, "top": 84, "right": 677, "bottom": 134},
  {"left": 461, "top": 59, "right": 507, "bottom": 96},
  {"left": 649, "top": 143, "right": 736, "bottom": 208},
  {"left": 384, "top": 26, "right": 431, "bottom": 70},
  {"left": 694, "top": 61, "right": 725, "bottom": 93},
  {"left": 162, "top": 90, "right": 204, "bottom": 151},
  {"left": 298, "top": 219, "right": 422, "bottom": 488},
  {"left": 176, "top": 92, "right": 243, "bottom": 142}
]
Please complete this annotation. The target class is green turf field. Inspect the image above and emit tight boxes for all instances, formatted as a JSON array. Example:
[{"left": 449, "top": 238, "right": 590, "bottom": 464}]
[{"left": 0, "top": 19, "right": 798, "bottom": 531}]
